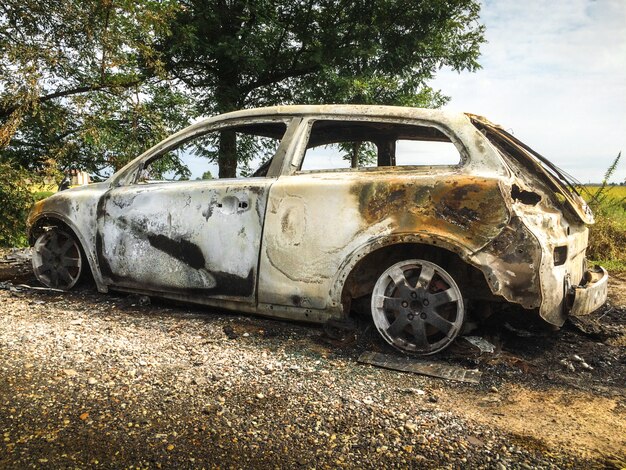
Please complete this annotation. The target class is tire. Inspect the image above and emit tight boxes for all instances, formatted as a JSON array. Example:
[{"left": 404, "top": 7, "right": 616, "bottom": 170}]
[
  {"left": 31, "top": 228, "right": 84, "bottom": 290},
  {"left": 370, "top": 259, "right": 465, "bottom": 355}
]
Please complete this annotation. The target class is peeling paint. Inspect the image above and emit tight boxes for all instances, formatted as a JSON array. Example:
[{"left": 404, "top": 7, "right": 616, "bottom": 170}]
[{"left": 146, "top": 234, "right": 206, "bottom": 270}]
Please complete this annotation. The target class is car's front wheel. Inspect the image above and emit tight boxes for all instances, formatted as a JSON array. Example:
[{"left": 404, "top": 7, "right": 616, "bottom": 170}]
[
  {"left": 371, "top": 259, "right": 465, "bottom": 355},
  {"left": 32, "top": 228, "right": 84, "bottom": 290}
]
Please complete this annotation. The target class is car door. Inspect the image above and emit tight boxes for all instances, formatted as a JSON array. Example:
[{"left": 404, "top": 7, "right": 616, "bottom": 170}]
[{"left": 96, "top": 118, "right": 294, "bottom": 305}]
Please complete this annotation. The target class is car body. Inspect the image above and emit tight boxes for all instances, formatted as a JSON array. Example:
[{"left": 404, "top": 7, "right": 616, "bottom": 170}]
[{"left": 27, "top": 105, "right": 608, "bottom": 354}]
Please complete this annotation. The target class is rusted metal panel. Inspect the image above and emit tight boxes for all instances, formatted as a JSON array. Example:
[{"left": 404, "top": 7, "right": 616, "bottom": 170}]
[
  {"left": 569, "top": 266, "right": 609, "bottom": 317},
  {"left": 469, "top": 114, "right": 594, "bottom": 225},
  {"left": 258, "top": 172, "right": 510, "bottom": 312}
]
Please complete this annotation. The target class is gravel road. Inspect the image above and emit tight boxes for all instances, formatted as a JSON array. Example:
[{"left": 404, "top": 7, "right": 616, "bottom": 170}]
[{"left": 0, "top": 250, "right": 624, "bottom": 468}]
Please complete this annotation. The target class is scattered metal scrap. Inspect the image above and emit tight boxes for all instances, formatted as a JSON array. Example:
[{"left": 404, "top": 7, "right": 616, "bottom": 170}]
[
  {"left": 358, "top": 351, "right": 482, "bottom": 384},
  {"left": 462, "top": 336, "right": 496, "bottom": 353},
  {"left": 0, "top": 281, "right": 64, "bottom": 293},
  {"left": 15, "top": 283, "right": 65, "bottom": 293}
]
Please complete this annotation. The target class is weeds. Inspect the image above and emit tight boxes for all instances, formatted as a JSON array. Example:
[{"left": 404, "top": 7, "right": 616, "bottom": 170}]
[
  {"left": 578, "top": 152, "right": 625, "bottom": 215},
  {"left": 578, "top": 152, "right": 626, "bottom": 272}
]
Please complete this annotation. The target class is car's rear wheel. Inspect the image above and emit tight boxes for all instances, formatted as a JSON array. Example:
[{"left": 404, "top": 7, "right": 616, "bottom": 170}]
[
  {"left": 371, "top": 259, "right": 464, "bottom": 355},
  {"left": 32, "top": 228, "right": 83, "bottom": 290}
]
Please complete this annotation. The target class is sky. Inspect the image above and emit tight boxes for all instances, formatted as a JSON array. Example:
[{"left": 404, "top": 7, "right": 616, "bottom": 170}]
[{"left": 432, "top": 0, "right": 626, "bottom": 183}]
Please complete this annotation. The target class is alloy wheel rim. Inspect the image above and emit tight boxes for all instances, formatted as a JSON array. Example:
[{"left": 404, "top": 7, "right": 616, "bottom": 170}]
[
  {"left": 371, "top": 259, "right": 464, "bottom": 354},
  {"left": 32, "top": 230, "right": 82, "bottom": 290}
]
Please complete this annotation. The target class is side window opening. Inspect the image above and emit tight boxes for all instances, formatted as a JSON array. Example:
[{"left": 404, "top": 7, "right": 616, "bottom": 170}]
[
  {"left": 394, "top": 139, "right": 460, "bottom": 166},
  {"left": 299, "top": 120, "right": 461, "bottom": 172},
  {"left": 302, "top": 141, "right": 378, "bottom": 171},
  {"left": 137, "top": 122, "right": 287, "bottom": 183}
]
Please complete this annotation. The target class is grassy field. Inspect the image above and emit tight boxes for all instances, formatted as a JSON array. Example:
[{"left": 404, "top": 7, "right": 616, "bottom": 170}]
[
  {"left": 579, "top": 185, "right": 626, "bottom": 272},
  {"left": 580, "top": 185, "right": 626, "bottom": 218}
]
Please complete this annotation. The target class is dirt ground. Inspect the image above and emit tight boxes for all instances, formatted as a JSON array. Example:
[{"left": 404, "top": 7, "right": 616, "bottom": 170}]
[{"left": 0, "top": 249, "right": 624, "bottom": 469}]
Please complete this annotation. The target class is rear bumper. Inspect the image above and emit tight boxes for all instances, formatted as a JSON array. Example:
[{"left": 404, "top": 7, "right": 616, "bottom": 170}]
[{"left": 567, "top": 266, "right": 608, "bottom": 317}]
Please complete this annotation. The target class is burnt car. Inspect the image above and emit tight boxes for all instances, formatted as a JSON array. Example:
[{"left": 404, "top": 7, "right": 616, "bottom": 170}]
[{"left": 27, "top": 105, "right": 608, "bottom": 354}]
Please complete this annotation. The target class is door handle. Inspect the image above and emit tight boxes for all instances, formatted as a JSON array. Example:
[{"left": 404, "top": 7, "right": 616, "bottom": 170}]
[{"left": 215, "top": 195, "right": 250, "bottom": 214}]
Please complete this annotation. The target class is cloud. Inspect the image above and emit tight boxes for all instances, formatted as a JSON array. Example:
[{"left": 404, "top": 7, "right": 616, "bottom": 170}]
[{"left": 433, "top": 0, "right": 626, "bottom": 183}]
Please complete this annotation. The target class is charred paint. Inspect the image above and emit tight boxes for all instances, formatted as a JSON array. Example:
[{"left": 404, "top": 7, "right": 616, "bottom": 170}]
[
  {"left": 433, "top": 183, "right": 485, "bottom": 230},
  {"left": 477, "top": 216, "right": 542, "bottom": 305},
  {"left": 435, "top": 204, "right": 480, "bottom": 229},
  {"left": 99, "top": 217, "right": 255, "bottom": 297},
  {"left": 281, "top": 207, "right": 303, "bottom": 240},
  {"left": 147, "top": 234, "right": 206, "bottom": 270},
  {"left": 95, "top": 232, "right": 114, "bottom": 279},
  {"left": 354, "top": 176, "right": 509, "bottom": 249},
  {"left": 182, "top": 269, "right": 255, "bottom": 297},
  {"left": 111, "top": 196, "right": 135, "bottom": 210},
  {"left": 201, "top": 199, "right": 216, "bottom": 221},
  {"left": 486, "top": 224, "right": 536, "bottom": 265},
  {"left": 291, "top": 295, "right": 303, "bottom": 307}
]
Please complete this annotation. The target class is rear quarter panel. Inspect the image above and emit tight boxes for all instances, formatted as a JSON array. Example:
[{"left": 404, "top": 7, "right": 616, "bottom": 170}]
[{"left": 258, "top": 170, "right": 511, "bottom": 315}]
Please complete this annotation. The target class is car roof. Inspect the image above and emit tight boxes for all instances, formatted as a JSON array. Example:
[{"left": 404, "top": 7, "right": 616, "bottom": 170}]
[{"left": 193, "top": 105, "right": 479, "bottom": 126}]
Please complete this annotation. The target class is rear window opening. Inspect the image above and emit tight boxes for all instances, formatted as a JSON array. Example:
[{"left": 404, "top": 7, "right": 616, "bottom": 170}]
[
  {"left": 300, "top": 120, "right": 462, "bottom": 172},
  {"left": 470, "top": 115, "right": 594, "bottom": 225}
]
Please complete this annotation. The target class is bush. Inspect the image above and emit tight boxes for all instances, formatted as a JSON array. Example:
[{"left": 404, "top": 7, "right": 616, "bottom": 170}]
[
  {"left": 580, "top": 152, "right": 626, "bottom": 271},
  {"left": 586, "top": 216, "right": 626, "bottom": 264},
  {"left": 0, "top": 162, "right": 34, "bottom": 247}
]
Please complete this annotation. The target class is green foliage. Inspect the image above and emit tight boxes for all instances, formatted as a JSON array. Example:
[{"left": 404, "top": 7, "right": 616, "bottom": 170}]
[
  {"left": 0, "top": 163, "right": 33, "bottom": 247},
  {"left": 32, "top": 190, "right": 55, "bottom": 201},
  {"left": 585, "top": 215, "right": 626, "bottom": 271},
  {"left": 145, "top": 152, "right": 192, "bottom": 181},
  {"left": 338, "top": 141, "right": 378, "bottom": 168},
  {"left": 199, "top": 170, "right": 214, "bottom": 180},
  {"left": 0, "top": 0, "right": 191, "bottom": 178},
  {"left": 577, "top": 152, "right": 624, "bottom": 216}
]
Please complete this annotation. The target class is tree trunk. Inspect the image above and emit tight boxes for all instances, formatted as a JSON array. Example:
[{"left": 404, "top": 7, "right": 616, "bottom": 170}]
[
  {"left": 351, "top": 141, "right": 362, "bottom": 168},
  {"left": 218, "top": 129, "right": 237, "bottom": 178},
  {"left": 215, "top": 75, "right": 240, "bottom": 178}
]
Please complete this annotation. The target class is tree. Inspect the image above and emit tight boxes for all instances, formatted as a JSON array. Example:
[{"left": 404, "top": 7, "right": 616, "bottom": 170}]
[
  {"left": 156, "top": 0, "right": 485, "bottom": 177},
  {"left": 0, "top": 0, "right": 190, "bottom": 178},
  {"left": 0, "top": 162, "right": 32, "bottom": 246}
]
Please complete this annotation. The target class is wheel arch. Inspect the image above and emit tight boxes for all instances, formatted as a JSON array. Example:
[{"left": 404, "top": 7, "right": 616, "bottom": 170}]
[
  {"left": 333, "top": 234, "right": 495, "bottom": 316},
  {"left": 28, "top": 212, "right": 106, "bottom": 291}
]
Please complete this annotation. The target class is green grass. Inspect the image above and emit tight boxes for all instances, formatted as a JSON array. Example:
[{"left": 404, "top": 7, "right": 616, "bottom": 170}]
[
  {"left": 580, "top": 185, "right": 626, "bottom": 221},
  {"left": 32, "top": 190, "right": 55, "bottom": 201},
  {"left": 589, "top": 259, "right": 626, "bottom": 274}
]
